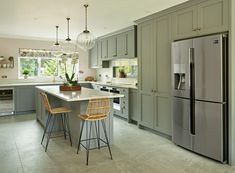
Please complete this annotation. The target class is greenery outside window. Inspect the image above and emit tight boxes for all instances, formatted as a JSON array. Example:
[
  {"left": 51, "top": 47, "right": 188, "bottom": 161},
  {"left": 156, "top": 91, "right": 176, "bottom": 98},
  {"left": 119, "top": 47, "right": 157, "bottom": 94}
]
[{"left": 18, "top": 48, "right": 79, "bottom": 79}]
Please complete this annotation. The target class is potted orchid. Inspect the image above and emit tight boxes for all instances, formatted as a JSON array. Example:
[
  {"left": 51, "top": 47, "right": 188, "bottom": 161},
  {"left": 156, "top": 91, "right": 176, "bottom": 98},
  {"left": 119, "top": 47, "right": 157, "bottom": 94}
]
[{"left": 60, "top": 54, "right": 81, "bottom": 91}]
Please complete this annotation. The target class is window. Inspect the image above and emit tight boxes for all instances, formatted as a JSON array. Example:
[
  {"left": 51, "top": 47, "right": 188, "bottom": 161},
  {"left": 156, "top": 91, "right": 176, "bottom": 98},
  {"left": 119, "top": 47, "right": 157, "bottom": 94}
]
[{"left": 18, "top": 49, "right": 79, "bottom": 79}]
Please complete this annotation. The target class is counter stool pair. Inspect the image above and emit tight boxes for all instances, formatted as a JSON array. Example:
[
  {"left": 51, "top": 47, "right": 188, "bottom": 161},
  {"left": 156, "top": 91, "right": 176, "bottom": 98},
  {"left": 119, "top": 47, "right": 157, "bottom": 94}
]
[{"left": 40, "top": 93, "right": 112, "bottom": 165}]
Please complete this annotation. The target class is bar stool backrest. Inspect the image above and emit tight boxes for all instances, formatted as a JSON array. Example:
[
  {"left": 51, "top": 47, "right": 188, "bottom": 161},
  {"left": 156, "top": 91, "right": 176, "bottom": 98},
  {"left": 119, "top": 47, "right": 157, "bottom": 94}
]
[
  {"left": 40, "top": 93, "right": 52, "bottom": 112},
  {"left": 86, "top": 98, "right": 110, "bottom": 118}
]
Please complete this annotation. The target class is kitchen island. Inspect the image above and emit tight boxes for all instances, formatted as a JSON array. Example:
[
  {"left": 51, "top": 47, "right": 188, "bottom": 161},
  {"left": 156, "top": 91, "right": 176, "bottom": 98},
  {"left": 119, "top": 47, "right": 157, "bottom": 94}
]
[{"left": 35, "top": 85, "right": 124, "bottom": 145}]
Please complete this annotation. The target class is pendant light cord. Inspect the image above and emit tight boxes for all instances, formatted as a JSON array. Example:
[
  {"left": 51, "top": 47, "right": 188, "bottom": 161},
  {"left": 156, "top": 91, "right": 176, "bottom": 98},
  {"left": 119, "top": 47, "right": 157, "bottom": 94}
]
[
  {"left": 55, "top": 26, "right": 59, "bottom": 45},
  {"left": 66, "top": 17, "right": 71, "bottom": 41},
  {"left": 84, "top": 4, "right": 89, "bottom": 32}
]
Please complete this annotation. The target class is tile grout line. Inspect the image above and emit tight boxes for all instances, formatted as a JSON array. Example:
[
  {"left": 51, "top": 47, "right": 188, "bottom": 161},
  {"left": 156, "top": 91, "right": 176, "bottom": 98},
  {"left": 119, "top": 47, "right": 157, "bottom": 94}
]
[{"left": 14, "top": 138, "right": 25, "bottom": 173}]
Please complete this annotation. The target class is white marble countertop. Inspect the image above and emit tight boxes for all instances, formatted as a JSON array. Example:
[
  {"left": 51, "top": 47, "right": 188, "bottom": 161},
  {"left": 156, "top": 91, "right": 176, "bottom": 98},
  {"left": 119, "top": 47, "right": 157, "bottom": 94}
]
[
  {"left": 90, "top": 81, "right": 138, "bottom": 89},
  {"left": 0, "top": 81, "right": 63, "bottom": 87},
  {"left": 36, "top": 85, "right": 124, "bottom": 102}
]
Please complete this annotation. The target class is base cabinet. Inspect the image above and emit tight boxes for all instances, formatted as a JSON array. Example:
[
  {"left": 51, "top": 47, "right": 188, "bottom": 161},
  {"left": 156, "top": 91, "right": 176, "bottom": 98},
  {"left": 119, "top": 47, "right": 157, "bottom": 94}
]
[
  {"left": 129, "top": 89, "right": 138, "bottom": 122},
  {"left": 15, "top": 86, "right": 36, "bottom": 114}
]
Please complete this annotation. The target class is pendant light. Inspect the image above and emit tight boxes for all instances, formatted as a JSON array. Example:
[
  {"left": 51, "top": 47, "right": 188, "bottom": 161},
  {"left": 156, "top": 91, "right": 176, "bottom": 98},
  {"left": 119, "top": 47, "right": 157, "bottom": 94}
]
[
  {"left": 51, "top": 26, "right": 63, "bottom": 57},
  {"left": 76, "top": 4, "right": 96, "bottom": 51},
  {"left": 63, "top": 17, "right": 76, "bottom": 55}
]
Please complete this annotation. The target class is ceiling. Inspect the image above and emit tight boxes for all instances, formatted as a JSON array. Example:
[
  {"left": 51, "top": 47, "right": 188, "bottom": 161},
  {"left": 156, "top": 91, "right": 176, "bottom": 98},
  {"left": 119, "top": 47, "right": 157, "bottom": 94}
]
[{"left": 0, "top": 0, "right": 188, "bottom": 41}]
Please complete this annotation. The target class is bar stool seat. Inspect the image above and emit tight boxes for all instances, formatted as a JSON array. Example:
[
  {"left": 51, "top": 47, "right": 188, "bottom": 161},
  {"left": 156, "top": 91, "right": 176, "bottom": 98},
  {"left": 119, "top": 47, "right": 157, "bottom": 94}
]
[
  {"left": 50, "top": 107, "right": 71, "bottom": 114},
  {"left": 77, "top": 98, "right": 113, "bottom": 165},
  {"left": 40, "top": 92, "right": 73, "bottom": 152},
  {"left": 79, "top": 113, "right": 107, "bottom": 121}
]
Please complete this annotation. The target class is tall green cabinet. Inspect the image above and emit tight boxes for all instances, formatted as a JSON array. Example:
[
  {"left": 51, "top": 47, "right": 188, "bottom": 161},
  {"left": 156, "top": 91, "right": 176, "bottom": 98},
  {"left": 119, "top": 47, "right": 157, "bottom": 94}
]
[{"left": 137, "top": 15, "right": 172, "bottom": 136}]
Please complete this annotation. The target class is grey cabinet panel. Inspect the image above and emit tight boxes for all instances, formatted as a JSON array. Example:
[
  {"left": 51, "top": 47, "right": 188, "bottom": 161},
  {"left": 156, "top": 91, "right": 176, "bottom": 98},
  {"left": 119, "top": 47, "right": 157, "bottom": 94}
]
[
  {"left": 156, "top": 16, "right": 171, "bottom": 94},
  {"left": 155, "top": 97, "right": 172, "bottom": 135},
  {"left": 117, "top": 30, "right": 136, "bottom": 58},
  {"left": 139, "top": 93, "right": 154, "bottom": 128},
  {"left": 172, "top": 0, "right": 229, "bottom": 40},
  {"left": 197, "top": 0, "right": 229, "bottom": 35},
  {"left": 138, "top": 21, "right": 154, "bottom": 93},
  {"left": 101, "top": 39, "right": 108, "bottom": 59},
  {"left": 89, "top": 43, "right": 98, "bottom": 68},
  {"left": 108, "top": 36, "right": 117, "bottom": 58},
  {"left": 15, "top": 86, "right": 36, "bottom": 113},
  {"left": 129, "top": 89, "right": 137, "bottom": 121},
  {"left": 138, "top": 15, "right": 172, "bottom": 135},
  {"left": 117, "top": 33, "right": 126, "bottom": 57},
  {"left": 172, "top": 6, "right": 197, "bottom": 40}
]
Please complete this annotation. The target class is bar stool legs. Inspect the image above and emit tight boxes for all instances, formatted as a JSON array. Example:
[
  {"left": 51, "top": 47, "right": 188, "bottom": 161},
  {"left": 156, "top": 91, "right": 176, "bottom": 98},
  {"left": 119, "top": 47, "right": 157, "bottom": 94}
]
[
  {"left": 77, "top": 119, "right": 113, "bottom": 165},
  {"left": 101, "top": 120, "right": 113, "bottom": 160},
  {"left": 41, "top": 113, "right": 72, "bottom": 152}
]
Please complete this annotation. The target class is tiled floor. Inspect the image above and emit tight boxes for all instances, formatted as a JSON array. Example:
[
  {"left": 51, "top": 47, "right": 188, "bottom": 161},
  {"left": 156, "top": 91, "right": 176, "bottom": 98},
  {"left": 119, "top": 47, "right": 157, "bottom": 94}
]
[{"left": 0, "top": 114, "right": 235, "bottom": 173}]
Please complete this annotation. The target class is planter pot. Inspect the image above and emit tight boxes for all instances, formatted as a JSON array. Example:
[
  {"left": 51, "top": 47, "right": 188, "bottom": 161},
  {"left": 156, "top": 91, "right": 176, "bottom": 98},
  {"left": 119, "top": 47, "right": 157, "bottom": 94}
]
[
  {"left": 59, "top": 85, "right": 81, "bottom": 91},
  {"left": 24, "top": 75, "right": 28, "bottom": 79}
]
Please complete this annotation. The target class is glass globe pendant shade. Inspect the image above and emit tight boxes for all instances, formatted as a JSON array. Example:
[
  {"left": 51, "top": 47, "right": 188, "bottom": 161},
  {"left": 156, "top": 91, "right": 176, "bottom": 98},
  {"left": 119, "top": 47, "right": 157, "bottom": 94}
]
[
  {"left": 51, "top": 43, "right": 63, "bottom": 57},
  {"left": 63, "top": 41, "right": 76, "bottom": 55},
  {"left": 76, "top": 30, "right": 96, "bottom": 50}
]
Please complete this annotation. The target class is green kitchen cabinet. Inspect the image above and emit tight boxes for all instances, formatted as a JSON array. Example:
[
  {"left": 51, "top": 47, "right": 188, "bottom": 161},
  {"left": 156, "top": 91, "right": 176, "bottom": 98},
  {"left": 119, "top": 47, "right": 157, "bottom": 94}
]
[
  {"left": 137, "top": 15, "right": 172, "bottom": 135},
  {"left": 15, "top": 86, "right": 36, "bottom": 114},
  {"left": 129, "top": 88, "right": 138, "bottom": 122},
  {"left": 107, "top": 36, "right": 117, "bottom": 59},
  {"left": 172, "top": 0, "right": 229, "bottom": 40},
  {"left": 89, "top": 43, "right": 99, "bottom": 68},
  {"left": 117, "top": 28, "right": 136, "bottom": 58},
  {"left": 137, "top": 19, "right": 155, "bottom": 129},
  {"left": 101, "top": 39, "right": 108, "bottom": 60}
]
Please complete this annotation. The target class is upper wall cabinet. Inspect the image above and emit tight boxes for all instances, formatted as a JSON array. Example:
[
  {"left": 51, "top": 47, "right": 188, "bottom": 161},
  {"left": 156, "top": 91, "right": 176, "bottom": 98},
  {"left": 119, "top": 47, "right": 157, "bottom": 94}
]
[
  {"left": 99, "top": 25, "right": 137, "bottom": 61},
  {"left": 108, "top": 36, "right": 117, "bottom": 59},
  {"left": 117, "top": 29, "right": 136, "bottom": 58},
  {"left": 172, "top": 0, "right": 229, "bottom": 40}
]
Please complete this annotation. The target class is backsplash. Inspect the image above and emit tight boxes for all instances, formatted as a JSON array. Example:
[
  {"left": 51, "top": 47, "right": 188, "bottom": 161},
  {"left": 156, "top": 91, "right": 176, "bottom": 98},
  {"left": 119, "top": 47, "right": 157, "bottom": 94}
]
[{"left": 96, "top": 58, "right": 137, "bottom": 85}]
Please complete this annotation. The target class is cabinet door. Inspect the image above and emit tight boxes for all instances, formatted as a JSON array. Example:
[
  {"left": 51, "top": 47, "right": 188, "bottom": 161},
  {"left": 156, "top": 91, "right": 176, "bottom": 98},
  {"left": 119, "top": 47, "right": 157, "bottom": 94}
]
[
  {"left": 15, "top": 86, "right": 36, "bottom": 113},
  {"left": 126, "top": 30, "right": 135, "bottom": 58},
  {"left": 138, "top": 20, "right": 155, "bottom": 128},
  {"left": 155, "top": 16, "right": 171, "bottom": 94},
  {"left": 97, "top": 41, "right": 102, "bottom": 67},
  {"left": 89, "top": 43, "right": 98, "bottom": 68},
  {"left": 172, "top": 6, "right": 198, "bottom": 40},
  {"left": 154, "top": 96, "right": 172, "bottom": 135},
  {"left": 101, "top": 39, "right": 108, "bottom": 60},
  {"left": 197, "top": 0, "right": 229, "bottom": 35},
  {"left": 129, "top": 89, "right": 138, "bottom": 121},
  {"left": 108, "top": 36, "right": 117, "bottom": 59},
  {"left": 117, "top": 33, "right": 126, "bottom": 58}
]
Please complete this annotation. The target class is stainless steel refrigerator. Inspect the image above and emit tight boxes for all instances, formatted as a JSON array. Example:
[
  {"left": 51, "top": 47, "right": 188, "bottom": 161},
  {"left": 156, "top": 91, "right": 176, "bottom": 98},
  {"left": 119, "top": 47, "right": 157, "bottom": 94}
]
[{"left": 171, "top": 34, "right": 228, "bottom": 162}]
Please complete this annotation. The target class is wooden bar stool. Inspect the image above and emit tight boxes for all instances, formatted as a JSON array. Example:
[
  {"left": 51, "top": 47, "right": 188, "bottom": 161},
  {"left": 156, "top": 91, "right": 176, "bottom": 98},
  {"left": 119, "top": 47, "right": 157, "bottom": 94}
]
[
  {"left": 40, "top": 92, "right": 72, "bottom": 152},
  {"left": 77, "top": 98, "right": 113, "bottom": 165}
]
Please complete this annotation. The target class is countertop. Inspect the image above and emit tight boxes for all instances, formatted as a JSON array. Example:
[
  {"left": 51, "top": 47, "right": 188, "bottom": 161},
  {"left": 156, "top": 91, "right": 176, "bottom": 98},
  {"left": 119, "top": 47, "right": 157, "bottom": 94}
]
[
  {"left": 36, "top": 85, "right": 124, "bottom": 102},
  {"left": 90, "top": 82, "right": 138, "bottom": 89},
  {"left": 0, "top": 81, "right": 63, "bottom": 87}
]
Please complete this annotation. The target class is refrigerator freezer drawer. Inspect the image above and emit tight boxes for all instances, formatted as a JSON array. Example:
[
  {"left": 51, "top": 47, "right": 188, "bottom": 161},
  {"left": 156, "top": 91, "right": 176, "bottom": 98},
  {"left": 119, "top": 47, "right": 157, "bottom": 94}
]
[
  {"left": 172, "top": 97, "right": 192, "bottom": 150},
  {"left": 193, "top": 101, "right": 225, "bottom": 162}
]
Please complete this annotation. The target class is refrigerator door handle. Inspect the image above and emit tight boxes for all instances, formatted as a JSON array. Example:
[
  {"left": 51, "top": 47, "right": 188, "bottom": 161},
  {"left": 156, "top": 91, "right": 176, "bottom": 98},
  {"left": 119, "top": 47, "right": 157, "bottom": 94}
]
[{"left": 189, "top": 48, "right": 195, "bottom": 135}]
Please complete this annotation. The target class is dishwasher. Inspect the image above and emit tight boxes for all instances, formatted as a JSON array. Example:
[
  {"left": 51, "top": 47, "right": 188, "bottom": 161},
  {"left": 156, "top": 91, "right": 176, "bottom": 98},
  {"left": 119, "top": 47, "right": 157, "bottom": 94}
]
[{"left": 0, "top": 88, "right": 15, "bottom": 116}]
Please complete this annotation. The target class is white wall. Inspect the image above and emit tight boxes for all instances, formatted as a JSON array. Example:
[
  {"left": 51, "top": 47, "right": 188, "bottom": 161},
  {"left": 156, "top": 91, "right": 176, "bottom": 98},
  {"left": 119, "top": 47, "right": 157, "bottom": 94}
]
[{"left": 0, "top": 37, "right": 95, "bottom": 80}]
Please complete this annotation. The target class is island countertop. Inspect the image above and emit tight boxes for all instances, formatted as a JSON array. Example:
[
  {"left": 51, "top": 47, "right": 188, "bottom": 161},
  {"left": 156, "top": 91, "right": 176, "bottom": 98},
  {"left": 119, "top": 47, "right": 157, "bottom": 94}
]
[{"left": 36, "top": 85, "right": 124, "bottom": 102}]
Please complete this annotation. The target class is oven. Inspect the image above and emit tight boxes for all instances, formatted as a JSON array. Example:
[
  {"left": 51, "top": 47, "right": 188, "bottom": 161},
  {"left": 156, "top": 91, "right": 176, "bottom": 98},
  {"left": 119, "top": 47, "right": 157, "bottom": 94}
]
[
  {"left": 110, "top": 88, "right": 121, "bottom": 111},
  {"left": 0, "top": 88, "right": 15, "bottom": 116},
  {"left": 100, "top": 86, "right": 121, "bottom": 111}
]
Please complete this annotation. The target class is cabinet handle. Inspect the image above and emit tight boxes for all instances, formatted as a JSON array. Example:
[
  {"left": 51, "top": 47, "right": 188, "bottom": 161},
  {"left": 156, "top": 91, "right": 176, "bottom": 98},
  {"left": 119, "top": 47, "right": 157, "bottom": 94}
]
[
  {"left": 192, "top": 28, "right": 197, "bottom": 31},
  {"left": 197, "top": 28, "right": 201, "bottom": 31},
  {"left": 113, "top": 55, "right": 117, "bottom": 57}
]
